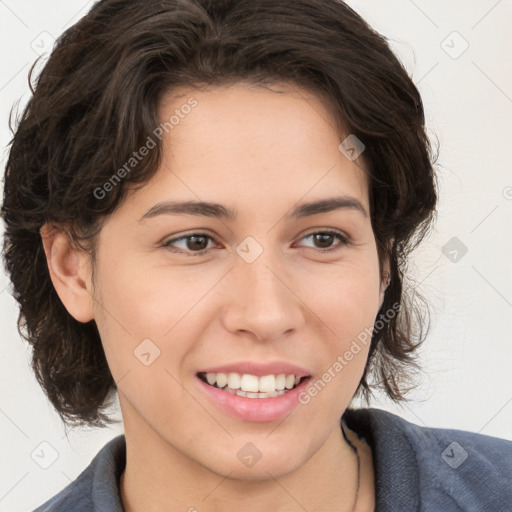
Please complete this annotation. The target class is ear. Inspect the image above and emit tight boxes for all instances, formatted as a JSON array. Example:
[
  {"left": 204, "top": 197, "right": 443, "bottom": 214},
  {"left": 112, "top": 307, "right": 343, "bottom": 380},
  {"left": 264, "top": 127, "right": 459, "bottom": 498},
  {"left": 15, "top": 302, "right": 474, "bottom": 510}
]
[
  {"left": 40, "top": 223, "right": 95, "bottom": 323},
  {"left": 377, "top": 239, "right": 394, "bottom": 310},
  {"left": 378, "top": 269, "right": 390, "bottom": 310}
]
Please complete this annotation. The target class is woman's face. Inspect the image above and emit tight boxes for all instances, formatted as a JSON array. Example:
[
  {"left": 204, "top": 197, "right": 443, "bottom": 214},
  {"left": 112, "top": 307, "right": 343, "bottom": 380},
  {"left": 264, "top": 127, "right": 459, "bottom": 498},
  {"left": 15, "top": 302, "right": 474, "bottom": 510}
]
[{"left": 87, "top": 82, "right": 386, "bottom": 479}]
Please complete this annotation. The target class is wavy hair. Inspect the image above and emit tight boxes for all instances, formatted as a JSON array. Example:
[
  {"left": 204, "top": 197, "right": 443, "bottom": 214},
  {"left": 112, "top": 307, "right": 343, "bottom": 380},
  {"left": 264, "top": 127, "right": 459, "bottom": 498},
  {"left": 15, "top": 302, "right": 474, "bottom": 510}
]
[{"left": 1, "top": 0, "right": 437, "bottom": 427}]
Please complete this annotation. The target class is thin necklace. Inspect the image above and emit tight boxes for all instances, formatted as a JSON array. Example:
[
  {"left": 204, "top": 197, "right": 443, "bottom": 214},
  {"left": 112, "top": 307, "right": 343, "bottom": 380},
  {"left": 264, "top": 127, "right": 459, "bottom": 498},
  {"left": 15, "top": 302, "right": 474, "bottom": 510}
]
[{"left": 341, "top": 419, "right": 361, "bottom": 512}]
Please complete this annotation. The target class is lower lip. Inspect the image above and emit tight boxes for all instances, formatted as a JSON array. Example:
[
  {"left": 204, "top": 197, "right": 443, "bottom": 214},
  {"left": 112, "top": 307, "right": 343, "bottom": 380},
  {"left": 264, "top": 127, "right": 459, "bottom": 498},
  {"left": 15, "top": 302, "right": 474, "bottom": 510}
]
[{"left": 196, "top": 376, "right": 310, "bottom": 422}]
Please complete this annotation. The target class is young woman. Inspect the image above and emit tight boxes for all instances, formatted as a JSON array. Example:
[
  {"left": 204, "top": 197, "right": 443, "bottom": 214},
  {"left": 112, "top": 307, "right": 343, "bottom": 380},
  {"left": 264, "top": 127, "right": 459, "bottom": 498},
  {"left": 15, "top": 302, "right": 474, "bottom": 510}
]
[{"left": 2, "top": 0, "right": 511, "bottom": 511}]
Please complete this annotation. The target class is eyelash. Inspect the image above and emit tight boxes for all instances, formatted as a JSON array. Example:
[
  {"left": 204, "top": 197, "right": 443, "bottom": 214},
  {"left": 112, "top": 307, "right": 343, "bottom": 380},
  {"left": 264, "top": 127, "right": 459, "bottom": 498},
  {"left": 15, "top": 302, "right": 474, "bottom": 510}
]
[{"left": 162, "top": 230, "right": 350, "bottom": 257}]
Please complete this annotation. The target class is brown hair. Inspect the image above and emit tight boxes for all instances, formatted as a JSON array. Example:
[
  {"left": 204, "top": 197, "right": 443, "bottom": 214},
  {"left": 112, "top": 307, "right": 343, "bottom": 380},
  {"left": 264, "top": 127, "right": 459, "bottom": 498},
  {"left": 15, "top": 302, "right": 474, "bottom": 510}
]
[{"left": 1, "top": 0, "right": 437, "bottom": 427}]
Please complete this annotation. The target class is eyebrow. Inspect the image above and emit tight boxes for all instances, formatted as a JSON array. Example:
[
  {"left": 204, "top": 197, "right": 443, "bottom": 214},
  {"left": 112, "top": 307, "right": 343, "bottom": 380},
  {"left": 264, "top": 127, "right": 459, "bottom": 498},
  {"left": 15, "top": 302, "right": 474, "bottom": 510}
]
[{"left": 138, "top": 195, "right": 368, "bottom": 223}]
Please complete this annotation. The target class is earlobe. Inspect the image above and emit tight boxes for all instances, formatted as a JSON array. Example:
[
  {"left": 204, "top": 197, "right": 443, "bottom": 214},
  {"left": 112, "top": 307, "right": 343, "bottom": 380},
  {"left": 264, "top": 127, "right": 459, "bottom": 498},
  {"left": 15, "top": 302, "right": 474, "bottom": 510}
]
[{"left": 40, "top": 223, "right": 95, "bottom": 323}]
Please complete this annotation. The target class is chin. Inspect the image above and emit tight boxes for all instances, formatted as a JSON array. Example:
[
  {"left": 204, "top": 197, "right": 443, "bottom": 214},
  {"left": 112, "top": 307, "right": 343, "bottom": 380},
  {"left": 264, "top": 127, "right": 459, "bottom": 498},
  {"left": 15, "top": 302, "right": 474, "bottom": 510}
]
[{"left": 195, "top": 437, "right": 312, "bottom": 482}]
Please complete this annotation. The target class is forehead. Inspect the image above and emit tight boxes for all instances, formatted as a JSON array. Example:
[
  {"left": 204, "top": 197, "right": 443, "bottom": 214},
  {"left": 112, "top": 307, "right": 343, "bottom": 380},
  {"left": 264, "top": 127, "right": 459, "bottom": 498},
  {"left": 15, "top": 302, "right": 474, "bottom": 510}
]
[{"left": 124, "top": 82, "right": 370, "bottom": 221}]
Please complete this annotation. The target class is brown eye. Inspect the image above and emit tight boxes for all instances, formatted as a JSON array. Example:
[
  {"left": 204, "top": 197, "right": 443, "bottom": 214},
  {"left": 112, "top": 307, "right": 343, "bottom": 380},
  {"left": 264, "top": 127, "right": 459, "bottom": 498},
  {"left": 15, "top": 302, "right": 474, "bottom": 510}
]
[
  {"left": 163, "top": 233, "right": 216, "bottom": 256},
  {"left": 297, "top": 230, "right": 349, "bottom": 252},
  {"left": 312, "top": 233, "right": 336, "bottom": 248},
  {"left": 183, "top": 235, "right": 210, "bottom": 251}
]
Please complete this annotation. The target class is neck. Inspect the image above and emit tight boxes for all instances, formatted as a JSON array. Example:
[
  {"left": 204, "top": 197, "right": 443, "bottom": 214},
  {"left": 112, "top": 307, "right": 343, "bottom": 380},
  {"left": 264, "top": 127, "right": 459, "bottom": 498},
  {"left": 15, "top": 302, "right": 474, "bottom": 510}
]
[{"left": 119, "top": 413, "right": 362, "bottom": 512}]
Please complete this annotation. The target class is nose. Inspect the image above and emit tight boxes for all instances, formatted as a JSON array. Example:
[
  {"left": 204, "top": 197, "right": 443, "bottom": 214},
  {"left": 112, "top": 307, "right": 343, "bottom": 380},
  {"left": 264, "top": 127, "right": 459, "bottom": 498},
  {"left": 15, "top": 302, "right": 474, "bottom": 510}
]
[{"left": 220, "top": 248, "right": 305, "bottom": 343}]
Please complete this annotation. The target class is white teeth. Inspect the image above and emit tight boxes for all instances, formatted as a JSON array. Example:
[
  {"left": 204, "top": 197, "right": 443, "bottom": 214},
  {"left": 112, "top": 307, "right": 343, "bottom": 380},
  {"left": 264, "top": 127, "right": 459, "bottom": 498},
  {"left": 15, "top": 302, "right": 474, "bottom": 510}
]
[
  {"left": 227, "top": 372, "right": 241, "bottom": 390},
  {"left": 240, "top": 374, "right": 259, "bottom": 392},
  {"left": 285, "top": 375, "right": 295, "bottom": 389},
  {"left": 202, "top": 371, "right": 304, "bottom": 395},
  {"left": 275, "top": 374, "right": 286, "bottom": 390},
  {"left": 235, "top": 389, "right": 286, "bottom": 398},
  {"left": 216, "top": 372, "right": 228, "bottom": 388},
  {"left": 258, "top": 375, "right": 276, "bottom": 393}
]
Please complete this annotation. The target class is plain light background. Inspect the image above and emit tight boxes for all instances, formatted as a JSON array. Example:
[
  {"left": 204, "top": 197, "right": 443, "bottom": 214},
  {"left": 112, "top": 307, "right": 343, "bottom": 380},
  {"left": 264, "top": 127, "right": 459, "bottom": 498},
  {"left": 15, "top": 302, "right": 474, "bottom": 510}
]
[{"left": 1, "top": 1, "right": 511, "bottom": 511}]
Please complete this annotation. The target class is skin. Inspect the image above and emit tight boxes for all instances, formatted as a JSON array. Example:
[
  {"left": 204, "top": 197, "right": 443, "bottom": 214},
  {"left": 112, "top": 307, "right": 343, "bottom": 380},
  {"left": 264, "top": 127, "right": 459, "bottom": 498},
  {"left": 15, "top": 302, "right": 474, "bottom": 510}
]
[{"left": 41, "top": 82, "right": 386, "bottom": 511}]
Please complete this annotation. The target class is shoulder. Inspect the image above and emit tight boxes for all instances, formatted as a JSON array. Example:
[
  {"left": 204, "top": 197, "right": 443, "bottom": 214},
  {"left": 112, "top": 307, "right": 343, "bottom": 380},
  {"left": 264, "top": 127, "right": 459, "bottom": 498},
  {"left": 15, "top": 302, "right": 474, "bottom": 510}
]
[
  {"left": 30, "top": 434, "right": 126, "bottom": 512},
  {"left": 343, "top": 407, "right": 512, "bottom": 511}
]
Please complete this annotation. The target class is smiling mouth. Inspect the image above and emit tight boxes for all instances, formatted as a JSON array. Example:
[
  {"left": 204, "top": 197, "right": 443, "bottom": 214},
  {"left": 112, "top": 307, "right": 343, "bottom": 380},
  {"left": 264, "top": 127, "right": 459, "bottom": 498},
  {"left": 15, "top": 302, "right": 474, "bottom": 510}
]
[{"left": 197, "top": 371, "right": 309, "bottom": 398}]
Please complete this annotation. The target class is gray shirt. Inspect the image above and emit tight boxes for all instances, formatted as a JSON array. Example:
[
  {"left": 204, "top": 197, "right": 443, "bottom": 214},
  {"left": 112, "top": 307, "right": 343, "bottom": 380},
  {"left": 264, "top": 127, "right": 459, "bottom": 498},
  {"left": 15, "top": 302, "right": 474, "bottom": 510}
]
[{"left": 31, "top": 408, "right": 512, "bottom": 511}]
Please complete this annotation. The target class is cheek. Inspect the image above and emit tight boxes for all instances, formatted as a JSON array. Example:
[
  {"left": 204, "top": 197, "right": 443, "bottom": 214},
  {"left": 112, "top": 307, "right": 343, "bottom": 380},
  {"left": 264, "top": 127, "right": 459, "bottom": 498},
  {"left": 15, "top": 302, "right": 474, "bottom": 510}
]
[
  {"left": 293, "top": 253, "right": 381, "bottom": 398},
  {"left": 295, "top": 263, "right": 379, "bottom": 413},
  {"left": 298, "top": 255, "right": 381, "bottom": 336},
  {"left": 90, "top": 252, "right": 227, "bottom": 393},
  {"left": 94, "top": 249, "right": 221, "bottom": 340}
]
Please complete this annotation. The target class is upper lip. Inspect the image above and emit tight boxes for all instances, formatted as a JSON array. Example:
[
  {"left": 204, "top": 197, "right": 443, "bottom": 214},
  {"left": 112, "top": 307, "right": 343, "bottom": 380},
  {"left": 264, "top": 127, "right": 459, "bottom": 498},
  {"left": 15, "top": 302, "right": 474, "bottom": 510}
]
[{"left": 198, "top": 361, "right": 311, "bottom": 378}]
